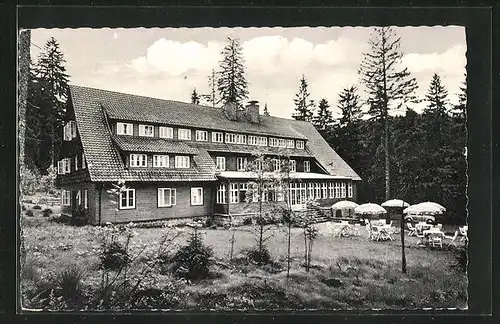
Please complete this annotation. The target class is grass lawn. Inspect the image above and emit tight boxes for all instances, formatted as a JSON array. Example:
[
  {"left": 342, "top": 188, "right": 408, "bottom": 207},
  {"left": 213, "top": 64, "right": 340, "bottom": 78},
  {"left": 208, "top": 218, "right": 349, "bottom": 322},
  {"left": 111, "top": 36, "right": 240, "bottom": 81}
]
[{"left": 20, "top": 215, "right": 468, "bottom": 310}]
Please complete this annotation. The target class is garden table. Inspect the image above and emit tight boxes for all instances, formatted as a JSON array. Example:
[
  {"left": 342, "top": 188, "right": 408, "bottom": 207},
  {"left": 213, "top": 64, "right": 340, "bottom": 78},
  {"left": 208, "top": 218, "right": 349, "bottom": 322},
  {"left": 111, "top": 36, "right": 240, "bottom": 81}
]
[{"left": 422, "top": 229, "right": 445, "bottom": 246}]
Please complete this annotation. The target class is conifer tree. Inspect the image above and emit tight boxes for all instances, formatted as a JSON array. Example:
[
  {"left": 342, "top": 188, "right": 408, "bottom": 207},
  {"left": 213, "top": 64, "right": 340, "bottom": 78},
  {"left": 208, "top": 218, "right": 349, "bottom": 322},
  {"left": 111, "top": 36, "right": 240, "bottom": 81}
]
[
  {"left": 425, "top": 73, "right": 449, "bottom": 116},
  {"left": 263, "top": 103, "right": 270, "bottom": 116},
  {"left": 312, "top": 98, "right": 333, "bottom": 130},
  {"left": 337, "top": 85, "right": 362, "bottom": 127},
  {"left": 190, "top": 88, "right": 200, "bottom": 105},
  {"left": 358, "top": 27, "right": 418, "bottom": 200},
  {"left": 217, "top": 37, "right": 249, "bottom": 107},
  {"left": 292, "top": 75, "right": 315, "bottom": 121},
  {"left": 201, "top": 68, "right": 219, "bottom": 108}
]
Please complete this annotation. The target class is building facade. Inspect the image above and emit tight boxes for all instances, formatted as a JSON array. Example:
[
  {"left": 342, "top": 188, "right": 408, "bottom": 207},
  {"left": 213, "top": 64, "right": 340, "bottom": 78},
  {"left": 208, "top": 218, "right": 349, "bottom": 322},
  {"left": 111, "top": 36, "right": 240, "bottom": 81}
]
[{"left": 56, "top": 85, "right": 361, "bottom": 224}]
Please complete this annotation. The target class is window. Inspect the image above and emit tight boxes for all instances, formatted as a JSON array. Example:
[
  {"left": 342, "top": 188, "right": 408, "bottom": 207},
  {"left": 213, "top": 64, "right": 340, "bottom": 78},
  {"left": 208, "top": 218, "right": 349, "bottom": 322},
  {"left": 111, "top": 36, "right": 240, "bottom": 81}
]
[
  {"left": 225, "top": 133, "right": 236, "bottom": 144},
  {"left": 257, "top": 136, "right": 267, "bottom": 146},
  {"left": 239, "top": 183, "right": 248, "bottom": 202},
  {"left": 130, "top": 154, "right": 147, "bottom": 167},
  {"left": 277, "top": 138, "right": 287, "bottom": 147},
  {"left": 61, "top": 190, "right": 71, "bottom": 206},
  {"left": 288, "top": 182, "right": 307, "bottom": 207},
  {"left": 84, "top": 189, "right": 88, "bottom": 209},
  {"left": 212, "top": 132, "right": 224, "bottom": 143},
  {"left": 272, "top": 159, "right": 281, "bottom": 172},
  {"left": 235, "top": 134, "right": 246, "bottom": 144},
  {"left": 119, "top": 188, "right": 135, "bottom": 209},
  {"left": 117, "top": 122, "right": 133, "bottom": 136},
  {"left": 329, "top": 183, "right": 334, "bottom": 198},
  {"left": 341, "top": 182, "right": 346, "bottom": 198},
  {"left": 75, "top": 155, "right": 79, "bottom": 171},
  {"left": 229, "top": 183, "right": 239, "bottom": 203},
  {"left": 304, "top": 161, "right": 311, "bottom": 172},
  {"left": 153, "top": 155, "right": 169, "bottom": 168},
  {"left": 290, "top": 160, "right": 296, "bottom": 172},
  {"left": 139, "top": 124, "right": 154, "bottom": 137},
  {"left": 334, "top": 183, "right": 341, "bottom": 198},
  {"left": 190, "top": 187, "right": 203, "bottom": 205},
  {"left": 196, "top": 130, "right": 208, "bottom": 141},
  {"left": 322, "top": 183, "right": 328, "bottom": 199},
  {"left": 81, "top": 152, "right": 86, "bottom": 169},
  {"left": 158, "top": 188, "right": 176, "bottom": 207},
  {"left": 286, "top": 139, "right": 295, "bottom": 148},
  {"left": 76, "top": 190, "right": 81, "bottom": 206},
  {"left": 178, "top": 128, "right": 191, "bottom": 140},
  {"left": 217, "top": 184, "right": 227, "bottom": 204},
  {"left": 315, "top": 183, "right": 321, "bottom": 199},
  {"left": 237, "top": 157, "right": 248, "bottom": 171},
  {"left": 307, "top": 183, "right": 314, "bottom": 200},
  {"left": 296, "top": 140, "right": 305, "bottom": 149},
  {"left": 255, "top": 159, "right": 263, "bottom": 171},
  {"left": 216, "top": 157, "right": 226, "bottom": 171},
  {"left": 348, "top": 182, "right": 353, "bottom": 198},
  {"left": 58, "top": 159, "right": 71, "bottom": 175},
  {"left": 269, "top": 138, "right": 278, "bottom": 147},
  {"left": 159, "top": 126, "right": 174, "bottom": 139},
  {"left": 63, "top": 121, "right": 77, "bottom": 141},
  {"left": 175, "top": 155, "right": 190, "bottom": 168},
  {"left": 248, "top": 136, "right": 257, "bottom": 145}
]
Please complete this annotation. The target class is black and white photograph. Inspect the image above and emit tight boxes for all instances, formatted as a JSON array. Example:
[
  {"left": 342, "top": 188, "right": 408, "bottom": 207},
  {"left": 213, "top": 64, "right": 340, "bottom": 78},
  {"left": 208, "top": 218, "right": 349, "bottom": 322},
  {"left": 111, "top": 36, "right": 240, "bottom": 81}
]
[{"left": 18, "top": 21, "right": 471, "bottom": 311}]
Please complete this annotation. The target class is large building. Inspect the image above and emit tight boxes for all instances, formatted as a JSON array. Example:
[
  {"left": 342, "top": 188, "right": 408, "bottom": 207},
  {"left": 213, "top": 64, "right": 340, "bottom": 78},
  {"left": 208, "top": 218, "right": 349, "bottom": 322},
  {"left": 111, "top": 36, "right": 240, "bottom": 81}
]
[{"left": 56, "top": 85, "right": 361, "bottom": 224}]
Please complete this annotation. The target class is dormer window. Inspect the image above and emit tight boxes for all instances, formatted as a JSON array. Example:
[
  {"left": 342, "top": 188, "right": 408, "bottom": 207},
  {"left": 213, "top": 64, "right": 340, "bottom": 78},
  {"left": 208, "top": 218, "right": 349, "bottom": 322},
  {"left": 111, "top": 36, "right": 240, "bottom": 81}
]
[
  {"left": 277, "top": 138, "right": 287, "bottom": 148},
  {"left": 257, "top": 136, "right": 267, "bottom": 146},
  {"left": 196, "top": 130, "right": 208, "bottom": 142},
  {"left": 153, "top": 155, "right": 169, "bottom": 168},
  {"left": 139, "top": 124, "right": 154, "bottom": 137},
  {"left": 130, "top": 154, "right": 147, "bottom": 167},
  {"left": 225, "top": 133, "right": 236, "bottom": 144},
  {"left": 175, "top": 155, "right": 190, "bottom": 168},
  {"left": 57, "top": 158, "right": 72, "bottom": 174},
  {"left": 296, "top": 140, "right": 305, "bottom": 149},
  {"left": 212, "top": 132, "right": 224, "bottom": 143},
  {"left": 117, "top": 122, "right": 133, "bottom": 136},
  {"left": 304, "top": 160, "right": 311, "bottom": 172},
  {"left": 63, "top": 121, "right": 77, "bottom": 141},
  {"left": 178, "top": 129, "right": 191, "bottom": 140},
  {"left": 235, "top": 134, "right": 246, "bottom": 144},
  {"left": 269, "top": 138, "right": 277, "bottom": 147},
  {"left": 286, "top": 139, "right": 295, "bottom": 149},
  {"left": 159, "top": 126, "right": 174, "bottom": 139}
]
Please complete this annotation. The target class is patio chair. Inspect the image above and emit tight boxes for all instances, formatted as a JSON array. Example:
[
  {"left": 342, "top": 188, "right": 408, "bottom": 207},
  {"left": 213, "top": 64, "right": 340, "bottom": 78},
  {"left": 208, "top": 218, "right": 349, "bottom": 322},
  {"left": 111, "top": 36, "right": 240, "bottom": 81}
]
[
  {"left": 406, "top": 223, "right": 417, "bottom": 236},
  {"left": 386, "top": 226, "right": 396, "bottom": 241},
  {"left": 352, "top": 223, "right": 361, "bottom": 236},
  {"left": 332, "top": 225, "right": 343, "bottom": 238},
  {"left": 370, "top": 226, "right": 381, "bottom": 241},
  {"left": 445, "top": 230, "right": 459, "bottom": 248},
  {"left": 429, "top": 233, "right": 443, "bottom": 248},
  {"left": 415, "top": 231, "right": 426, "bottom": 246},
  {"left": 459, "top": 226, "right": 468, "bottom": 242},
  {"left": 365, "top": 224, "right": 373, "bottom": 240}
]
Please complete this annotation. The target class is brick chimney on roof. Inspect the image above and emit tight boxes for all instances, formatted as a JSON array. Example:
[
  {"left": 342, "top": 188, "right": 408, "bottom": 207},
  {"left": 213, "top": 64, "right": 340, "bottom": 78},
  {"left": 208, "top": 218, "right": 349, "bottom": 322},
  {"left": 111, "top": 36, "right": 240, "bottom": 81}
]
[
  {"left": 222, "top": 101, "right": 238, "bottom": 121},
  {"left": 245, "top": 100, "right": 260, "bottom": 123}
]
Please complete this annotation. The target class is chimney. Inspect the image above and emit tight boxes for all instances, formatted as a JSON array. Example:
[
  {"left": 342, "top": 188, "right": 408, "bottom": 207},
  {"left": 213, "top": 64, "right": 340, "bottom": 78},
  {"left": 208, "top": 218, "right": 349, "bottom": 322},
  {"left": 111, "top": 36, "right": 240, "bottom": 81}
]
[
  {"left": 245, "top": 100, "right": 260, "bottom": 123},
  {"left": 222, "top": 101, "right": 238, "bottom": 121}
]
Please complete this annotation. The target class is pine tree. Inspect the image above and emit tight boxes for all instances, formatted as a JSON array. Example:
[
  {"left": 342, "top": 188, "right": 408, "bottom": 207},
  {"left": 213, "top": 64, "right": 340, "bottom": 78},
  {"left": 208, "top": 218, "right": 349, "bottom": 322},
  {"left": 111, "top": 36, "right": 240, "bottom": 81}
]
[
  {"left": 263, "top": 103, "right": 270, "bottom": 116},
  {"left": 358, "top": 27, "right": 418, "bottom": 200},
  {"left": 292, "top": 75, "right": 315, "bottom": 121},
  {"left": 312, "top": 98, "right": 333, "bottom": 130},
  {"left": 337, "top": 85, "right": 362, "bottom": 127},
  {"left": 28, "top": 37, "right": 70, "bottom": 173},
  {"left": 190, "top": 88, "right": 200, "bottom": 105},
  {"left": 201, "top": 69, "right": 219, "bottom": 108},
  {"left": 217, "top": 37, "right": 249, "bottom": 107},
  {"left": 425, "top": 73, "right": 449, "bottom": 116}
]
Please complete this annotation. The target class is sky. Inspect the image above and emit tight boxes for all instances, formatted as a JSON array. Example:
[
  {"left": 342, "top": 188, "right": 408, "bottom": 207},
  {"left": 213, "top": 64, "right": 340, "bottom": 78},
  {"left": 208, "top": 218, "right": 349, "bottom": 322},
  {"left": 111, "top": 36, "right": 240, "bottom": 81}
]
[{"left": 30, "top": 27, "right": 466, "bottom": 119}]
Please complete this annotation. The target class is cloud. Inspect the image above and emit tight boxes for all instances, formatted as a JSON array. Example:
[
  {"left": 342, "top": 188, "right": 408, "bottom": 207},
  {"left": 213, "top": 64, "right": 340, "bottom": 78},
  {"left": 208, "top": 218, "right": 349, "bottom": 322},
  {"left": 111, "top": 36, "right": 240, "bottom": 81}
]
[{"left": 402, "top": 44, "right": 466, "bottom": 76}]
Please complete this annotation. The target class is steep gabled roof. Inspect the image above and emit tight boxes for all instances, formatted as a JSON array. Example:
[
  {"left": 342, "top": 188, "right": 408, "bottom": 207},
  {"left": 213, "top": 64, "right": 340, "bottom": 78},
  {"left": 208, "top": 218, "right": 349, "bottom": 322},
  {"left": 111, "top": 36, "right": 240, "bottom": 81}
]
[{"left": 70, "top": 85, "right": 361, "bottom": 182}]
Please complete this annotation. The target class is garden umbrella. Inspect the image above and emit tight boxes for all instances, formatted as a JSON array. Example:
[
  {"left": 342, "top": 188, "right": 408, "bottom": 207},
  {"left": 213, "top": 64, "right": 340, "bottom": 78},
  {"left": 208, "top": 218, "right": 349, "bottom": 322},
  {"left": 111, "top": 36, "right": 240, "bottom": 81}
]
[
  {"left": 354, "top": 203, "right": 387, "bottom": 216},
  {"left": 381, "top": 199, "right": 410, "bottom": 208},
  {"left": 331, "top": 200, "right": 359, "bottom": 209},
  {"left": 403, "top": 202, "right": 446, "bottom": 215}
]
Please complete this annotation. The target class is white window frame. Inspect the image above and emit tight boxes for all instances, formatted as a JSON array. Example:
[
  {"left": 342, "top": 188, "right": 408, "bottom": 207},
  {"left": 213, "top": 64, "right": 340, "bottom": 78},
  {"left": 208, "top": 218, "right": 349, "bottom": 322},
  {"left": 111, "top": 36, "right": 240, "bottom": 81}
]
[
  {"left": 269, "top": 138, "right": 278, "bottom": 147},
  {"left": 74, "top": 155, "right": 79, "bottom": 171},
  {"left": 159, "top": 126, "right": 174, "bottom": 139},
  {"left": 229, "top": 183, "right": 239, "bottom": 203},
  {"left": 296, "top": 140, "right": 305, "bottom": 149},
  {"left": 130, "top": 154, "right": 148, "bottom": 167},
  {"left": 290, "top": 160, "right": 296, "bottom": 172},
  {"left": 212, "top": 132, "right": 224, "bottom": 143},
  {"left": 257, "top": 136, "right": 267, "bottom": 146},
  {"left": 217, "top": 184, "right": 227, "bottom": 204},
  {"left": 57, "top": 160, "right": 65, "bottom": 174},
  {"left": 158, "top": 188, "right": 176, "bottom": 207},
  {"left": 248, "top": 135, "right": 257, "bottom": 146},
  {"left": 277, "top": 138, "right": 287, "bottom": 148},
  {"left": 348, "top": 182, "right": 353, "bottom": 198},
  {"left": 272, "top": 159, "right": 281, "bottom": 172},
  {"left": 225, "top": 133, "right": 237, "bottom": 144},
  {"left": 76, "top": 189, "right": 81, "bottom": 206},
  {"left": 195, "top": 130, "right": 208, "bottom": 142},
  {"left": 341, "top": 182, "right": 347, "bottom": 198},
  {"left": 153, "top": 155, "right": 169, "bottom": 168},
  {"left": 190, "top": 187, "right": 204, "bottom": 206},
  {"left": 307, "top": 183, "right": 314, "bottom": 200},
  {"left": 61, "top": 190, "right": 71, "bottom": 206},
  {"left": 286, "top": 139, "right": 295, "bottom": 148},
  {"left": 304, "top": 161, "right": 311, "bottom": 172},
  {"left": 178, "top": 128, "right": 191, "bottom": 140},
  {"left": 117, "top": 122, "right": 134, "bottom": 136},
  {"left": 237, "top": 157, "right": 248, "bottom": 171},
  {"left": 139, "top": 124, "right": 154, "bottom": 137},
  {"left": 235, "top": 134, "right": 246, "bottom": 144},
  {"left": 175, "top": 155, "right": 190, "bottom": 168},
  {"left": 216, "top": 156, "right": 226, "bottom": 171},
  {"left": 64, "top": 158, "right": 71, "bottom": 173},
  {"left": 329, "top": 182, "right": 334, "bottom": 198},
  {"left": 81, "top": 152, "right": 86, "bottom": 169},
  {"left": 315, "top": 183, "right": 321, "bottom": 199},
  {"left": 119, "top": 188, "right": 136, "bottom": 210},
  {"left": 322, "top": 182, "right": 328, "bottom": 199},
  {"left": 334, "top": 183, "right": 341, "bottom": 198},
  {"left": 84, "top": 189, "right": 89, "bottom": 209}
]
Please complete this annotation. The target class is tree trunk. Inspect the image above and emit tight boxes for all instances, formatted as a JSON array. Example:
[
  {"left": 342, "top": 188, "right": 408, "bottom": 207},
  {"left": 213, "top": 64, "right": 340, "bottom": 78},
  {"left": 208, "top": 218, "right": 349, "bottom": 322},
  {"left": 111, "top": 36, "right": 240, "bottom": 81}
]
[
  {"left": 287, "top": 220, "right": 291, "bottom": 278},
  {"left": 384, "top": 116, "right": 390, "bottom": 200},
  {"left": 401, "top": 208, "right": 407, "bottom": 273}
]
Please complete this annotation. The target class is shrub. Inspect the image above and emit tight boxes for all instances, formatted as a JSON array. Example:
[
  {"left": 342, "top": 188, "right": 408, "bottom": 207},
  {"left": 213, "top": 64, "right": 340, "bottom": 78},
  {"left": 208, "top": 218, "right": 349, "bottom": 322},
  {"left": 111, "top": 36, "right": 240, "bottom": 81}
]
[
  {"left": 71, "top": 205, "right": 89, "bottom": 226},
  {"left": 100, "top": 241, "right": 131, "bottom": 271},
  {"left": 22, "top": 205, "right": 27, "bottom": 211},
  {"left": 32, "top": 205, "right": 42, "bottom": 210},
  {"left": 171, "top": 231, "right": 213, "bottom": 280},
  {"left": 245, "top": 247, "right": 271, "bottom": 265},
  {"left": 20, "top": 165, "right": 41, "bottom": 195},
  {"left": 54, "top": 265, "right": 86, "bottom": 301},
  {"left": 42, "top": 208, "right": 53, "bottom": 217},
  {"left": 243, "top": 217, "right": 253, "bottom": 225},
  {"left": 455, "top": 247, "right": 467, "bottom": 273},
  {"left": 49, "top": 214, "right": 71, "bottom": 224},
  {"left": 25, "top": 210, "right": 34, "bottom": 217}
]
